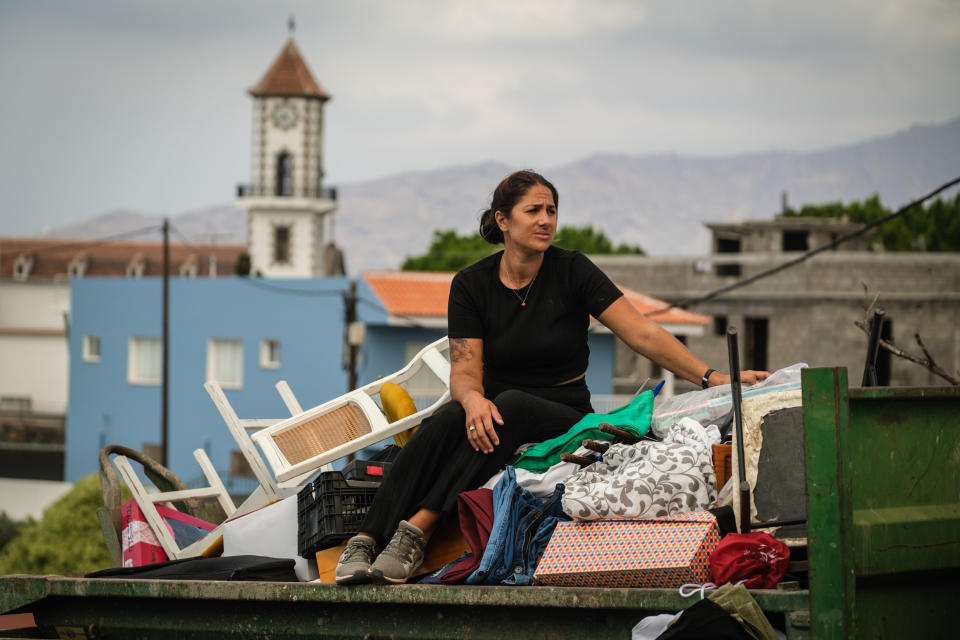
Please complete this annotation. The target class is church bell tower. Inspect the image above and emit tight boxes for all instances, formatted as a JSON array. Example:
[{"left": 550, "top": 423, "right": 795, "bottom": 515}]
[{"left": 237, "top": 36, "right": 339, "bottom": 277}]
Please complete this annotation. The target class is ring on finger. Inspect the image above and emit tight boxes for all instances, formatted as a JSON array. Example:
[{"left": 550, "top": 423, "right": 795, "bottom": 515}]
[{"left": 468, "top": 425, "right": 476, "bottom": 432}]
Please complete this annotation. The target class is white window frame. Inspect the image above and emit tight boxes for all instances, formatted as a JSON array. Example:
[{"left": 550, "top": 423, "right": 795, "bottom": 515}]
[
  {"left": 13, "top": 255, "right": 33, "bottom": 281},
  {"left": 207, "top": 338, "right": 244, "bottom": 389},
  {"left": 68, "top": 255, "right": 88, "bottom": 279},
  {"left": 128, "top": 336, "right": 161, "bottom": 385},
  {"left": 179, "top": 262, "right": 198, "bottom": 278},
  {"left": 83, "top": 335, "right": 101, "bottom": 363},
  {"left": 260, "top": 339, "right": 281, "bottom": 369}
]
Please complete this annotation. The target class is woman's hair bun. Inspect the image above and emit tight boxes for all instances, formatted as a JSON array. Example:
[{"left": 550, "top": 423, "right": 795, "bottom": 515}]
[{"left": 479, "top": 208, "right": 504, "bottom": 245}]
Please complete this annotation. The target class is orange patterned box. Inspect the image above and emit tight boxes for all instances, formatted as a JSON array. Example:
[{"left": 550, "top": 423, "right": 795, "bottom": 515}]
[{"left": 533, "top": 511, "right": 720, "bottom": 588}]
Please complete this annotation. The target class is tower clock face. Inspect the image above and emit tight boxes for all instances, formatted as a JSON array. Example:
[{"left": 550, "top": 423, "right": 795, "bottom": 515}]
[{"left": 272, "top": 104, "right": 298, "bottom": 130}]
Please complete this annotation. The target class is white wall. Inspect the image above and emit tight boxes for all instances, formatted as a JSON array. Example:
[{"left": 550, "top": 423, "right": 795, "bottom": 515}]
[
  {"left": 0, "top": 280, "right": 70, "bottom": 413},
  {"left": 0, "top": 280, "right": 69, "bottom": 328},
  {"left": 248, "top": 209, "right": 320, "bottom": 277},
  {"left": 0, "top": 336, "right": 68, "bottom": 413}
]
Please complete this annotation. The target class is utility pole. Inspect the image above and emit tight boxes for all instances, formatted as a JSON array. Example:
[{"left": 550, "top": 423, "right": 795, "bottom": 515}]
[
  {"left": 161, "top": 219, "right": 170, "bottom": 467},
  {"left": 344, "top": 280, "right": 360, "bottom": 392},
  {"left": 342, "top": 279, "right": 364, "bottom": 464}
]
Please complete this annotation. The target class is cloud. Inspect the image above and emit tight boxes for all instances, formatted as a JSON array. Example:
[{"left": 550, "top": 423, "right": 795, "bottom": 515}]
[
  {"left": 0, "top": 0, "right": 958, "bottom": 235},
  {"left": 364, "top": 0, "right": 645, "bottom": 42}
]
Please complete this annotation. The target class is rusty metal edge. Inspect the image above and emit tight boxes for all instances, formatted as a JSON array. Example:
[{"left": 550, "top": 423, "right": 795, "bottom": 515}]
[{"left": 1, "top": 574, "right": 809, "bottom": 614}]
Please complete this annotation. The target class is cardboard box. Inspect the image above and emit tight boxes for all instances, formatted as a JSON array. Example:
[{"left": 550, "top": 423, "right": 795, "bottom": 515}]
[
  {"left": 713, "top": 443, "right": 732, "bottom": 490},
  {"left": 533, "top": 511, "right": 720, "bottom": 588}
]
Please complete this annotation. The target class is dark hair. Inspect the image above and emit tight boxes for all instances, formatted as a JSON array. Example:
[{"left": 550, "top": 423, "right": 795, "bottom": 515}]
[{"left": 479, "top": 170, "right": 559, "bottom": 245}]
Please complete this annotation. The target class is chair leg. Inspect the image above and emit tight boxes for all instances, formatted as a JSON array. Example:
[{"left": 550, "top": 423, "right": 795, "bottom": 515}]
[{"left": 192, "top": 448, "right": 236, "bottom": 516}]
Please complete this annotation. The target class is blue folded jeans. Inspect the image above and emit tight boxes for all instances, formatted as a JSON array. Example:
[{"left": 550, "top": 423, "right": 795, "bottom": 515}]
[{"left": 466, "top": 466, "right": 569, "bottom": 586}]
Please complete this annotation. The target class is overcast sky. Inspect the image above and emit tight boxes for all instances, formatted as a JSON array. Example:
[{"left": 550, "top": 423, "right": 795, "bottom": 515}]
[{"left": 1, "top": 0, "right": 958, "bottom": 236}]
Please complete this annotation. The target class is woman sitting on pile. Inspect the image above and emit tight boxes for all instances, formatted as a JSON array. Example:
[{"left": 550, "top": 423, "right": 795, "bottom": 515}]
[{"left": 336, "top": 170, "right": 768, "bottom": 585}]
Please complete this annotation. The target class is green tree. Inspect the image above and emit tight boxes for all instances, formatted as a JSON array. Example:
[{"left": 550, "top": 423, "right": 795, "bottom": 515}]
[
  {"left": 235, "top": 252, "right": 251, "bottom": 276},
  {"left": 0, "top": 474, "right": 113, "bottom": 575},
  {"left": 554, "top": 225, "right": 646, "bottom": 255},
  {"left": 401, "top": 230, "right": 497, "bottom": 272},
  {"left": 783, "top": 192, "right": 960, "bottom": 251},
  {"left": 402, "top": 226, "right": 644, "bottom": 272},
  {"left": 0, "top": 512, "right": 23, "bottom": 553}
]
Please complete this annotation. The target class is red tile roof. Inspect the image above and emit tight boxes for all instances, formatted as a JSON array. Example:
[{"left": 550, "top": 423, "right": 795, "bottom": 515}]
[
  {"left": 0, "top": 237, "right": 246, "bottom": 280},
  {"left": 248, "top": 39, "right": 330, "bottom": 99},
  {"left": 363, "top": 270, "right": 710, "bottom": 326},
  {"left": 364, "top": 271, "right": 454, "bottom": 317}
]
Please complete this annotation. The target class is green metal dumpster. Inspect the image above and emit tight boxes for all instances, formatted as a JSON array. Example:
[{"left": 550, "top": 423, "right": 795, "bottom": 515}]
[{"left": 802, "top": 367, "right": 960, "bottom": 639}]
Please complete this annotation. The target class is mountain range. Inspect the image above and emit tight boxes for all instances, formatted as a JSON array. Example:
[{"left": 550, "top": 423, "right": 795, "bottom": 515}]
[{"left": 47, "top": 117, "right": 960, "bottom": 274}]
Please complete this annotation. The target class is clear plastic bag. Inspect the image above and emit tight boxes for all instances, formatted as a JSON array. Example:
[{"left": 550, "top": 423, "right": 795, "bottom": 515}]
[{"left": 650, "top": 363, "right": 807, "bottom": 436}]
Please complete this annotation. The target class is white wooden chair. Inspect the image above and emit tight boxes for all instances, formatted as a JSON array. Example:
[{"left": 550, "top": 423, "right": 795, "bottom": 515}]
[
  {"left": 111, "top": 448, "right": 237, "bottom": 560},
  {"left": 252, "top": 337, "right": 451, "bottom": 484},
  {"left": 105, "top": 378, "right": 315, "bottom": 563}
]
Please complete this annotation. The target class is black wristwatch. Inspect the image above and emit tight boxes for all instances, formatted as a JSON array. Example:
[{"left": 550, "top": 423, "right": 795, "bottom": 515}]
[{"left": 701, "top": 368, "right": 717, "bottom": 389}]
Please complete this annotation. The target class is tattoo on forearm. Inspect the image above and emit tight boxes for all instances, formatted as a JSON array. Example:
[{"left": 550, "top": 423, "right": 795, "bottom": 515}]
[{"left": 450, "top": 338, "right": 474, "bottom": 363}]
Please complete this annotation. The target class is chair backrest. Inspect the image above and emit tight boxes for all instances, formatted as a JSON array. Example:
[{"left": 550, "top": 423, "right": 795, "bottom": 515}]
[
  {"left": 253, "top": 337, "right": 451, "bottom": 483},
  {"left": 204, "top": 381, "right": 297, "bottom": 501}
]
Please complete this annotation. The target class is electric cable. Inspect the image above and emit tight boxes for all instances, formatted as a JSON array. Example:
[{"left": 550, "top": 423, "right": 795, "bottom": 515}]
[
  {"left": 167, "top": 223, "right": 195, "bottom": 248},
  {"left": 645, "top": 175, "right": 960, "bottom": 318},
  {"left": 235, "top": 276, "right": 345, "bottom": 297},
  {"left": 3, "top": 224, "right": 165, "bottom": 256}
]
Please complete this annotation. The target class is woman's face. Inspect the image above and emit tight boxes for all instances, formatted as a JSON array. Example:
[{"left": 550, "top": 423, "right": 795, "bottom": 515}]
[{"left": 496, "top": 183, "right": 557, "bottom": 253}]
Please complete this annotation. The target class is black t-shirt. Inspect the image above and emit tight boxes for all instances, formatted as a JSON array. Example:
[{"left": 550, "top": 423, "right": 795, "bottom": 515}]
[{"left": 448, "top": 245, "right": 623, "bottom": 390}]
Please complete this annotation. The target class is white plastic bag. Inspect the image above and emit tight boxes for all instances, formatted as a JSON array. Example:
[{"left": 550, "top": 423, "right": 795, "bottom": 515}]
[{"left": 650, "top": 363, "right": 807, "bottom": 437}]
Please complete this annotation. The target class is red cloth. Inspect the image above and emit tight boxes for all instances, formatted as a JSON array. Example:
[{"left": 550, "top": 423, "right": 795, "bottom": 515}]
[
  {"left": 709, "top": 532, "right": 790, "bottom": 589},
  {"left": 441, "top": 488, "right": 495, "bottom": 584}
]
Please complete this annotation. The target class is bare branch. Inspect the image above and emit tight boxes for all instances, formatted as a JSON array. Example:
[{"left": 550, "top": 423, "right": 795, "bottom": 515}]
[
  {"left": 854, "top": 319, "right": 960, "bottom": 386},
  {"left": 914, "top": 333, "right": 937, "bottom": 367}
]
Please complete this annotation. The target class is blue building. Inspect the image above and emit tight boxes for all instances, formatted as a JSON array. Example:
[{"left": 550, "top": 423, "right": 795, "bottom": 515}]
[{"left": 66, "top": 277, "right": 354, "bottom": 485}]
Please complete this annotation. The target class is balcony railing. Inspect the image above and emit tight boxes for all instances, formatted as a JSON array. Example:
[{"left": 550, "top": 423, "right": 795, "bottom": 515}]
[{"left": 236, "top": 184, "right": 338, "bottom": 201}]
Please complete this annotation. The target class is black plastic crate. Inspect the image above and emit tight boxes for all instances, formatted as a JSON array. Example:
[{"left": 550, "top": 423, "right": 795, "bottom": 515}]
[
  {"left": 342, "top": 459, "right": 393, "bottom": 483},
  {"left": 297, "top": 471, "right": 381, "bottom": 557}
]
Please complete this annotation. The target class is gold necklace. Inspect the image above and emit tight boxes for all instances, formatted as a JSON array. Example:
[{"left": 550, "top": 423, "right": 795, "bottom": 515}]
[{"left": 506, "top": 267, "right": 537, "bottom": 307}]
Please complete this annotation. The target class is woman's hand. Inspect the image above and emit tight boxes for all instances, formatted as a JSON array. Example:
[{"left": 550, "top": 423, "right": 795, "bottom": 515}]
[
  {"left": 711, "top": 370, "right": 771, "bottom": 387},
  {"left": 449, "top": 337, "right": 503, "bottom": 454},
  {"left": 460, "top": 391, "right": 503, "bottom": 454}
]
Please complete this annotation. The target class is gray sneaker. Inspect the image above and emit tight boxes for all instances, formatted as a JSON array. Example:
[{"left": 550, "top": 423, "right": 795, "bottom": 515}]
[
  {"left": 335, "top": 534, "right": 377, "bottom": 585},
  {"left": 368, "top": 520, "right": 426, "bottom": 584}
]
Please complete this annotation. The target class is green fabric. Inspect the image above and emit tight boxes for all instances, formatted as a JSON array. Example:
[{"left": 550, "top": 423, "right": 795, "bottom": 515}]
[
  {"left": 708, "top": 583, "right": 780, "bottom": 640},
  {"left": 513, "top": 390, "right": 654, "bottom": 473}
]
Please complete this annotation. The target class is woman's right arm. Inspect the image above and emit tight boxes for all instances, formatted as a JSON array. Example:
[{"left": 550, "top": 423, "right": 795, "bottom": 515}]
[{"left": 449, "top": 337, "right": 503, "bottom": 454}]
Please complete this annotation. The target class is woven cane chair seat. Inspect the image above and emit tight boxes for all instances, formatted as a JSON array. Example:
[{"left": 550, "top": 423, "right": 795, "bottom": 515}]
[{"left": 272, "top": 402, "right": 372, "bottom": 465}]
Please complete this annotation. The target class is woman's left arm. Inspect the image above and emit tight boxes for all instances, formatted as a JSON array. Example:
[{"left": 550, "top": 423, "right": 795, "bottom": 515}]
[{"left": 596, "top": 297, "right": 769, "bottom": 387}]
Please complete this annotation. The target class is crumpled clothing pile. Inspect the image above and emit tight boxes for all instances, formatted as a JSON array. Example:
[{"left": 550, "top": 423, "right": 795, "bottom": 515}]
[{"left": 562, "top": 418, "right": 720, "bottom": 521}]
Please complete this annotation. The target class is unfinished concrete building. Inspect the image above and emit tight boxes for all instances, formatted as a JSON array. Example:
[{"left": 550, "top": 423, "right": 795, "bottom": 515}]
[{"left": 593, "top": 217, "right": 960, "bottom": 393}]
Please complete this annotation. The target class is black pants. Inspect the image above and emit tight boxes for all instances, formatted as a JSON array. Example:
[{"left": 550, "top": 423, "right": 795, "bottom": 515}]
[{"left": 360, "top": 386, "right": 591, "bottom": 543}]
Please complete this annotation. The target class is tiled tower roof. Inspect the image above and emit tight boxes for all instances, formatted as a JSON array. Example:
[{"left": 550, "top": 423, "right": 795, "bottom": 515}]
[{"left": 248, "top": 39, "right": 330, "bottom": 99}]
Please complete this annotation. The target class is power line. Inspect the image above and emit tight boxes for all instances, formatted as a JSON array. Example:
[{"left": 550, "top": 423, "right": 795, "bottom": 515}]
[
  {"left": 235, "top": 276, "right": 345, "bottom": 297},
  {"left": 167, "top": 223, "right": 195, "bottom": 248},
  {"left": 645, "top": 175, "right": 960, "bottom": 318},
  {"left": 3, "top": 225, "right": 165, "bottom": 256}
]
